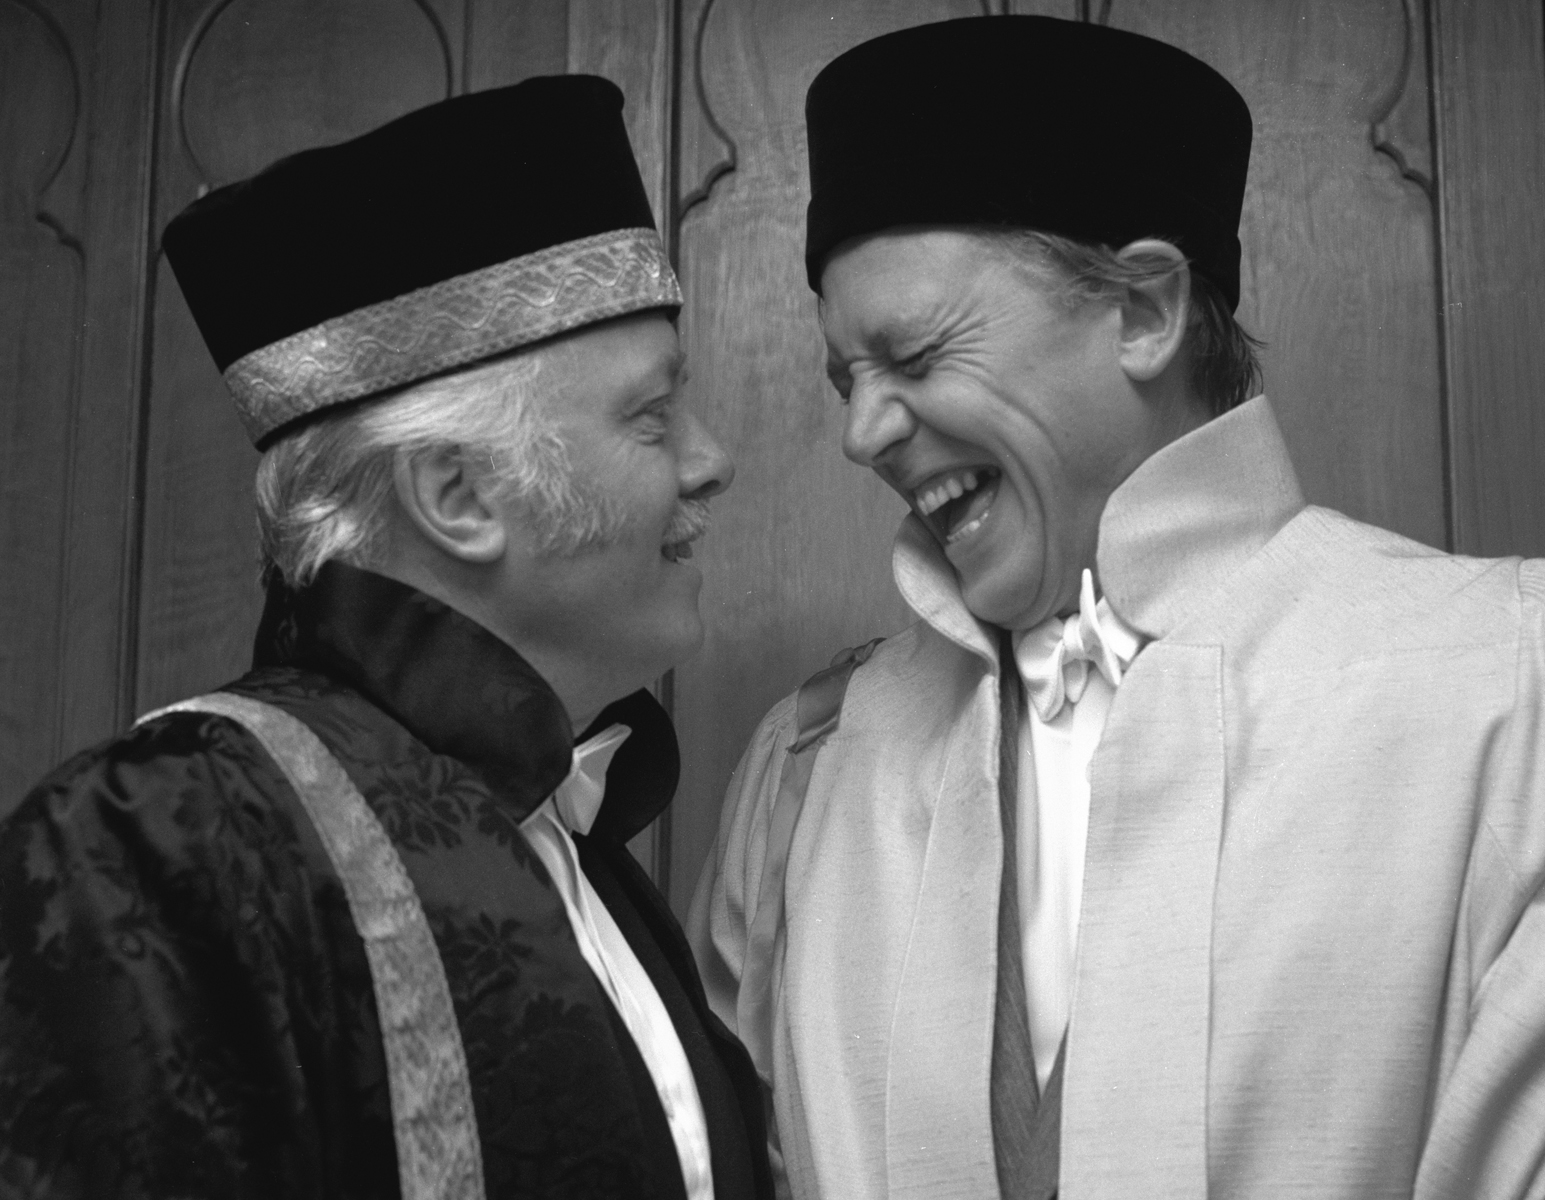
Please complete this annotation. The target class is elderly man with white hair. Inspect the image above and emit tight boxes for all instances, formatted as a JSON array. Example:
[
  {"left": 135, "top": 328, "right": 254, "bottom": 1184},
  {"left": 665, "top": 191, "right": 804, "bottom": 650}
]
[{"left": 0, "top": 77, "right": 771, "bottom": 1200}]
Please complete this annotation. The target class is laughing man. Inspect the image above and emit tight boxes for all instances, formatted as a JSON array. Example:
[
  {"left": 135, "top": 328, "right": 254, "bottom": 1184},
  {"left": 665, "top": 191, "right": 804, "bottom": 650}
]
[{"left": 693, "top": 17, "right": 1545, "bottom": 1200}]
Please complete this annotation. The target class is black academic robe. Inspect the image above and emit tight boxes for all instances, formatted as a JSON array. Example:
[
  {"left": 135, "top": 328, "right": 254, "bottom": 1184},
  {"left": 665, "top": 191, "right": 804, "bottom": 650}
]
[{"left": 0, "top": 563, "right": 771, "bottom": 1200}]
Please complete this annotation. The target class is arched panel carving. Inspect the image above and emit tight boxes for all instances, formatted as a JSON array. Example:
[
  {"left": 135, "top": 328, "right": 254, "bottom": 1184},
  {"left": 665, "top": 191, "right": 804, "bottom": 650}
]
[
  {"left": 1371, "top": 0, "right": 1435, "bottom": 195},
  {"left": 676, "top": 0, "right": 738, "bottom": 225},
  {"left": 177, "top": 0, "right": 451, "bottom": 188},
  {"left": 1109, "top": 0, "right": 1445, "bottom": 550},
  {"left": 0, "top": 0, "right": 86, "bottom": 793},
  {"left": 667, "top": 0, "right": 987, "bottom": 913}
]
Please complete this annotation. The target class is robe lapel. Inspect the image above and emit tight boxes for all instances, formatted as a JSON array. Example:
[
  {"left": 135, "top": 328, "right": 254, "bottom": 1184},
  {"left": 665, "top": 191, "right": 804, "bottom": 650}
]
[
  {"left": 884, "top": 669, "right": 1005, "bottom": 1199},
  {"left": 1063, "top": 641, "right": 1225, "bottom": 1199}
]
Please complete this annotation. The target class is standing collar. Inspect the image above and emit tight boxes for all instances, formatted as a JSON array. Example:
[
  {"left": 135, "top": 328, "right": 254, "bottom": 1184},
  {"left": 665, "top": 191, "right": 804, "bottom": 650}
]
[
  {"left": 251, "top": 561, "right": 679, "bottom": 835},
  {"left": 892, "top": 396, "right": 1306, "bottom": 651},
  {"left": 1096, "top": 395, "right": 1304, "bottom": 639}
]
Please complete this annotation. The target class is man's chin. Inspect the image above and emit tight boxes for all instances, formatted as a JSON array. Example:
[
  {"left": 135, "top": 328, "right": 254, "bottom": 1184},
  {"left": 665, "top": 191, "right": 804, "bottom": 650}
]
[
  {"left": 669, "top": 615, "right": 707, "bottom": 666},
  {"left": 958, "top": 563, "right": 1053, "bottom": 633},
  {"left": 641, "top": 609, "right": 707, "bottom": 676}
]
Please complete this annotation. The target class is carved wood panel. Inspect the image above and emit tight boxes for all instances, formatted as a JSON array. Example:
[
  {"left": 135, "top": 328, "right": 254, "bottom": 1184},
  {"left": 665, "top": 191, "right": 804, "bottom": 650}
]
[
  {"left": 0, "top": 0, "right": 83, "bottom": 790},
  {"left": 0, "top": 0, "right": 164, "bottom": 805},
  {"left": 1432, "top": 0, "right": 1545, "bottom": 556},
  {"left": 1108, "top": 0, "right": 1445, "bottom": 549}
]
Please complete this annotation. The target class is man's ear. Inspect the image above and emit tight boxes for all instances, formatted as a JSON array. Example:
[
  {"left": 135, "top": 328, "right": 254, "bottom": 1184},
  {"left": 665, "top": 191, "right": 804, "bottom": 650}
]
[
  {"left": 392, "top": 448, "right": 505, "bottom": 564},
  {"left": 1113, "top": 238, "right": 1190, "bottom": 383}
]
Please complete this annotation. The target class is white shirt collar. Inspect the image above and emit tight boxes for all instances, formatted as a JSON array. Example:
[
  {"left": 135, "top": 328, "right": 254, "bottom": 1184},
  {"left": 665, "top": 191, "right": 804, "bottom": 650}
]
[{"left": 550, "top": 723, "right": 632, "bottom": 836}]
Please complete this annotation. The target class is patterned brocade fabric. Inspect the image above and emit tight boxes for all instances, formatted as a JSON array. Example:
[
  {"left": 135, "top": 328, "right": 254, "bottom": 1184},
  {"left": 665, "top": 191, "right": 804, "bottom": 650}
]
[
  {"left": 0, "top": 711, "right": 399, "bottom": 1200},
  {"left": 0, "top": 564, "right": 770, "bottom": 1200}
]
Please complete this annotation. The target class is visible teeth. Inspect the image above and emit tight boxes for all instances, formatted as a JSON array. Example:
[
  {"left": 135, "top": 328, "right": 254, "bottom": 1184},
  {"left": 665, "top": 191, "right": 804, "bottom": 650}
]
[
  {"left": 948, "top": 514, "right": 987, "bottom": 543},
  {"left": 914, "top": 468, "right": 987, "bottom": 516}
]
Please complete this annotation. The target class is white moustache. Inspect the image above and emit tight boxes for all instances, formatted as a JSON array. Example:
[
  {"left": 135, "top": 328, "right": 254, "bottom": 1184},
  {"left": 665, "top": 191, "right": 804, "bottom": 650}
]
[{"left": 663, "top": 498, "right": 713, "bottom": 546}]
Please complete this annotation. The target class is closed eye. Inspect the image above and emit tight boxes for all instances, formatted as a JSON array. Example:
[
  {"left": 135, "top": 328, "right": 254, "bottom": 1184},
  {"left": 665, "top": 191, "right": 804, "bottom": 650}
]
[
  {"left": 635, "top": 398, "right": 674, "bottom": 441},
  {"left": 896, "top": 347, "right": 933, "bottom": 379}
]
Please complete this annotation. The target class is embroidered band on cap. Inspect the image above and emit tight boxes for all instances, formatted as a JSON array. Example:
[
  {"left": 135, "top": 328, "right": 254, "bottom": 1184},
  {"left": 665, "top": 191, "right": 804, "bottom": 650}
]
[{"left": 223, "top": 227, "right": 680, "bottom": 444}]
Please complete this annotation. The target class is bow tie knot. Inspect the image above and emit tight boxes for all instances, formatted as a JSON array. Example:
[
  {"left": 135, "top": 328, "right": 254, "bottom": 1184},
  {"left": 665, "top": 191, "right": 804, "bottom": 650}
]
[
  {"left": 552, "top": 724, "right": 632, "bottom": 836},
  {"left": 1013, "top": 569, "right": 1141, "bottom": 723}
]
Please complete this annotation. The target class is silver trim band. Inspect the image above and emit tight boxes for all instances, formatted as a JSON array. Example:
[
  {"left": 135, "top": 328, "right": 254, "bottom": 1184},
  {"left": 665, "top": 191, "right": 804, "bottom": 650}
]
[
  {"left": 140, "top": 693, "right": 487, "bottom": 1200},
  {"left": 224, "top": 227, "right": 683, "bottom": 443}
]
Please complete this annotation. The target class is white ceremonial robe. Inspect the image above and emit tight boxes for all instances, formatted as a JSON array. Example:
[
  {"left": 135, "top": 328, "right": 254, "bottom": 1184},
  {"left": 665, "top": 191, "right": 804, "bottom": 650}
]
[{"left": 689, "top": 396, "right": 1545, "bottom": 1200}]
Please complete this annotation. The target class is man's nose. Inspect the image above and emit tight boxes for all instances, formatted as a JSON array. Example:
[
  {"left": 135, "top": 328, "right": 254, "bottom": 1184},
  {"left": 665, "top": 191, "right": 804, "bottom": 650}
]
[
  {"left": 841, "top": 378, "right": 918, "bottom": 468},
  {"left": 678, "top": 411, "right": 735, "bottom": 499}
]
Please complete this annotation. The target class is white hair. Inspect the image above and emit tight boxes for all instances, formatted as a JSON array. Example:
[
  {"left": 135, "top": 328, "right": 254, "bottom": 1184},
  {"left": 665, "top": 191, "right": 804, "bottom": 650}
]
[{"left": 254, "top": 346, "right": 625, "bottom": 587}]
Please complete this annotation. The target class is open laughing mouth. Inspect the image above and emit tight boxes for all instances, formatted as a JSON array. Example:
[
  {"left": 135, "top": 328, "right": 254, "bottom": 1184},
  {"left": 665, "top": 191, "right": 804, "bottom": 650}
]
[{"left": 913, "top": 466, "right": 1001, "bottom": 545}]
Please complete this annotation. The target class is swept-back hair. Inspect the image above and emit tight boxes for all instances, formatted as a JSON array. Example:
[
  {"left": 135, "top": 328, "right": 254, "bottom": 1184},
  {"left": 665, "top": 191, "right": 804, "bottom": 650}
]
[{"left": 974, "top": 228, "right": 1264, "bottom": 416}]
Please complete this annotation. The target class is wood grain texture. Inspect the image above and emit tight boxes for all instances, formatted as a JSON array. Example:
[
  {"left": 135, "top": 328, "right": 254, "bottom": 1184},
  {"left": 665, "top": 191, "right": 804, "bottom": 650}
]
[
  {"left": 568, "top": 0, "right": 672, "bottom": 227},
  {"left": 1372, "top": 0, "right": 1434, "bottom": 192},
  {"left": 53, "top": 0, "right": 164, "bottom": 758},
  {"left": 0, "top": 0, "right": 82, "bottom": 798},
  {"left": 1004, "top": 0, "right": 1082, "bottom": 16},
  {"left": 0, "top": 0, "right": 163, "bottom": 797},
  {"left": 1111, "top": 0, "right": 1446, "bottom": 550},
  {"left": 666, "top": 0, "right": 984, "bottom": 915},
  {"left": 177, "top": 0, "right": 457, "bottom": 184},
  {"left": 1432, "top": 0, "right": 1545, "bottom": 556},
  {"left": 465, "top": 0, "right": 568, "bottom": 91}
]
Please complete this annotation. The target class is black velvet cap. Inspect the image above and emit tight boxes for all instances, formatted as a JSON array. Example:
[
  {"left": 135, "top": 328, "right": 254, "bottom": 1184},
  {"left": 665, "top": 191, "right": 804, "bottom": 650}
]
[
  {"left": 163, "top": 76, "right": 681, "bottom": 445},
  {"left": 805, "top": 16, "right": 1253, "bottom": 309}
]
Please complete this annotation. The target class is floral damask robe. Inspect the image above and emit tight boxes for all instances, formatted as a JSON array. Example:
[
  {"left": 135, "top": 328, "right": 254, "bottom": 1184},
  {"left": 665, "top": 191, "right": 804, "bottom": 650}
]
[{"left": 0, "top": 564, "right": 770, "bottom": 1200}]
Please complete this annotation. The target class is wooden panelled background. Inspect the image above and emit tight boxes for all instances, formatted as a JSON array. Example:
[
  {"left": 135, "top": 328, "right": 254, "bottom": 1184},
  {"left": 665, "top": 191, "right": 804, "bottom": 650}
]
[{"left": 4, "top": 0, "right": 1545, "bottom": 915}]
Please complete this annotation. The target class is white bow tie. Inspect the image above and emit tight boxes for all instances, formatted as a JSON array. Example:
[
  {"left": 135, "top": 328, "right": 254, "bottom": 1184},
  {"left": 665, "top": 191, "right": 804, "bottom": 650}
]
[
  {"left": 1013, "top": 569, "right": 1142, "bottom": 723},
  {"left": 551, "top": 723, "right": 632, "bottom": 836}
]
